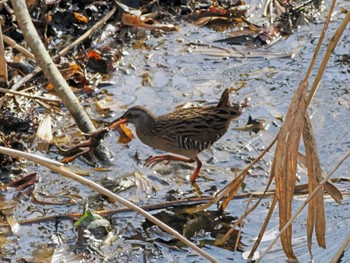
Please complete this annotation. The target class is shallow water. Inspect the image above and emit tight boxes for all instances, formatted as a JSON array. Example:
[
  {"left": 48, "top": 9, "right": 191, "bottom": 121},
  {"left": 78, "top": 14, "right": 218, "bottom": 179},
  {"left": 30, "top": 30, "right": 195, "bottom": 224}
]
[
  {"left": 100, "top": 4, "right": 350, "bottom": 261},
  {"left": 5, "top": 1, "right": 350, "bottom": 262}
]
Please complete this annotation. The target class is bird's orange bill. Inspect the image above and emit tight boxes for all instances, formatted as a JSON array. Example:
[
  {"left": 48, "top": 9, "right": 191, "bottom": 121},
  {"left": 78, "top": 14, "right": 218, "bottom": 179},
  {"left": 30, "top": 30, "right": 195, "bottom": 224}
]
[
  {"left": 61, "top": 155, "right": 79, "bottom": 163},
  {"left": 108, "top": 118, "right": 128, "bottom": 129},
  {"left": 107, "top": 118, "right": 134, "bottom": 144}
]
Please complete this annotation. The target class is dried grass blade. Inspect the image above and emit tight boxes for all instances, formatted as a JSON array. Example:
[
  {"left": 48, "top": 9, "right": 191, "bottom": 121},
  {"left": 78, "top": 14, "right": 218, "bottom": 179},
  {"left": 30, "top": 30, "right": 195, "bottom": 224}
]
[
  {"left": 298, "top": 152, "right": 343, "bottom": 204},
  {"left": 273, "top": 79, "right": 308, "bottom": 260},
  {"left": 315, "top": 193, "right": 326, "bottom": 248},
  {"left": 248, "top": 195, "right": 278, "bottom": 259},
  {"left": 303, "top": 113, "right": 326, "bottom": 251},
  {"left": 324, "top": 181, "right": 343, "bottom": 204},
  {"left": 186, "top": 171, "right": 248, "bottom": 214},
  {"left": 306, "top": 10, "right": 350, "bottom": 107},
  {"left": 220, "top": 177, "right": 244, "bottom": 211},
  {"left": 216, "top": 135, "right": 278, "bottom": 207},
  {"left": 218, "top": 164, "right": 276, "bottom": 246},
  {"left": 234, "top": 195, "right": 254, "bottom": 251}
]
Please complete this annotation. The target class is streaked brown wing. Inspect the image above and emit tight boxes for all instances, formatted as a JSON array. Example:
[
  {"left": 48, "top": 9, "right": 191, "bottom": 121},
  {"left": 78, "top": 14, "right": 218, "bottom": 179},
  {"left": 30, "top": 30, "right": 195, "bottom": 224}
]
[{"left": 154, "top": 107, "right": 230, "bottom": 151}]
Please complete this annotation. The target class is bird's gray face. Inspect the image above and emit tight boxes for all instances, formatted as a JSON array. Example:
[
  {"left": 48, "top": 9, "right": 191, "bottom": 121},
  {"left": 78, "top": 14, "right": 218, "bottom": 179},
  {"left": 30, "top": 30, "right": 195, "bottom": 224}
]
[
  {"left": 108, "top": 106, "right": 156, "bottom": 131},
  {"left": 122, "top": 107, "right": 154, "bottom": 129}
]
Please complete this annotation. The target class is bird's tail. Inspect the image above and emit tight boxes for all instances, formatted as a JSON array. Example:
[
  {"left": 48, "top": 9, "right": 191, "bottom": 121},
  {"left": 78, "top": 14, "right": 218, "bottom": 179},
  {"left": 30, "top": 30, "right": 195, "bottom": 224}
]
[
  {"left": 217, "top": 89, "right": 242, "bottom": 118},
  {"left": 217, "top": 89, "right": 231, "bottom": 108}
]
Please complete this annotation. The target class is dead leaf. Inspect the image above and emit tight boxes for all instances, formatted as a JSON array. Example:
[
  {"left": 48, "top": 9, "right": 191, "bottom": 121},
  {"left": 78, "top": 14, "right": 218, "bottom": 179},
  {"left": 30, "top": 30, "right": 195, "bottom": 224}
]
[
  {"left": 273, "top": 79, "right": 308, "bottom": 260},
  {"left": 115, "top": 0, "right": 142, "bottom": 16},
  {"left": 323, "top": 181, "right": 343, "bottom": 204},
  {"left": 192, "top": 16, "right": 229, "bottom": 27},
  {"left": 303, "top": 113, "right": 326, "bottom": 251},
  {"left": 116, "top": 124, "right": 135, "bottom": 144},
  {"left": 45, "top": 83, "right": 54, "bottom": 91},
  {"left": 298, "top": 152, "right": 343, "bottom": 204},
  {"left": 232, "top": 115, "right": 265, "bottom": 134},
  {"left": 36, "top": 114, "right": 52, "bottom": 143},
  {"left": 122, "top": 13, "right": 179, "bottom": 32},
  {"left": 73, "top": 12, "right": 88, "bottom": 24}
]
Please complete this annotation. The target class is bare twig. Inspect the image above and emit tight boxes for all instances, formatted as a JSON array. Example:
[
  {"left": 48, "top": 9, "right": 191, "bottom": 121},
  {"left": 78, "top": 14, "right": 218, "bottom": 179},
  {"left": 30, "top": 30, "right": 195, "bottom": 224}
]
[
  {"left": 2, "top": 35, "right": 36, "bottom": 61},
  {"left": 0, "top": 87, "right": 61, "bottom": 102},
  {"left": 18, "top": 196, "right": 215, "bottom": 224},
  {"left": 0, "top": 19, "right": 8, "bottom": 84}
]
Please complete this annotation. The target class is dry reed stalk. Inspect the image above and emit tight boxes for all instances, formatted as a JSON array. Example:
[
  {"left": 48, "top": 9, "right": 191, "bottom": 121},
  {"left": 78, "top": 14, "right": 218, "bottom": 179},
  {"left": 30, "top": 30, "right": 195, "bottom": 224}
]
[
  {"left": 210, "top": 1, "right": 349, "bottom": 261},
  {"left": 0, "top": 20, "right": 8, "bottom": 84}
]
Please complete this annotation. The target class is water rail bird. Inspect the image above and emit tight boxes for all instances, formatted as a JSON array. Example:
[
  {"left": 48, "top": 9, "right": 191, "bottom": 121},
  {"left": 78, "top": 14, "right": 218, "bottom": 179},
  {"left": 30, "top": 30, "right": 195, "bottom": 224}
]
[{"left": 110, "top": 89, "right": 242, "bottom": 183}]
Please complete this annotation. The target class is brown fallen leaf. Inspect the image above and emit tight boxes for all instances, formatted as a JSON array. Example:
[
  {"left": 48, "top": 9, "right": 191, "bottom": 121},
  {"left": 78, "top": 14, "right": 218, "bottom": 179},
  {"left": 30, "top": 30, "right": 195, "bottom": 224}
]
[
  {"left": 122, "top": 13, "right": 179, "bottom": 32},
  {"left": 73, "top": 12, "right": 88, "bottom": 24},
  {"left": 117, "top": 124, "right": 135, "bottom": 144}
]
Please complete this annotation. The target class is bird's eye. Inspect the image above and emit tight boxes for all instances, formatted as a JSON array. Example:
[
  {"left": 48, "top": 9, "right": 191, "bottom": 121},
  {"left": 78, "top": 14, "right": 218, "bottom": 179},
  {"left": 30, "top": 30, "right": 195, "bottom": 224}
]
[{"left": 127, "top": 112, "right": 136, "bottom": 118}]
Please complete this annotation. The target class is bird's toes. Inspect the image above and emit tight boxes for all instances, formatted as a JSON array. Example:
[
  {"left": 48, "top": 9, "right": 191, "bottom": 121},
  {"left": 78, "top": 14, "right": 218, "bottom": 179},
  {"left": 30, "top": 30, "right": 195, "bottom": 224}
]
[
  {"left": 144, "top": 157, "right": 165, "bottom": 168},
  {"left": 145, "top": 156, "right": 153, "bottom": 162},
  {"left": 144, "top": 161, "right": 152, "bottom": 167},
  {"left": 144, "top": 159, "right": 157, "bottom": 167}
]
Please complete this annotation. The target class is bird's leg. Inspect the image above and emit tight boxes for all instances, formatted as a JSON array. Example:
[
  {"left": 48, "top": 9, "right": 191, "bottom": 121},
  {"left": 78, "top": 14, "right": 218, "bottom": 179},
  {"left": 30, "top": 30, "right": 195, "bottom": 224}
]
[
  {"left": 190, "top": 157, "right": 202, "bottom": 184},
  {"left": 145, "top": 155, "right": 203, "bottom": 183},
  {"left": 144, "top": 154, "right": 194, "bottom": 168}
]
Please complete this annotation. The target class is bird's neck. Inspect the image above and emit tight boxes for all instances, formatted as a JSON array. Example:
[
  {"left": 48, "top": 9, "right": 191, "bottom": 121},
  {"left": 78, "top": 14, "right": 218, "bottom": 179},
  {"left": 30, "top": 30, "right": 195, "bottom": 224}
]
[{"left": 135, "top": 111, "right": 157, "bottom": 132}]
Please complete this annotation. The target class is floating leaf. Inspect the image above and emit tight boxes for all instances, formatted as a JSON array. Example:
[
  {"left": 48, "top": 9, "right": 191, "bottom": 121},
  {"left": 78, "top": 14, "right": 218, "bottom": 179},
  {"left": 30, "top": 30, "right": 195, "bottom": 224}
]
[
  {"left": 122, "top": 13, "right": 179, "bottom": 32},
  {"left": 36, "top": 114, "right": 52, "bottom": 143},
  {"left": 73, "top": 12, "right": 88, "bottom": 24}
]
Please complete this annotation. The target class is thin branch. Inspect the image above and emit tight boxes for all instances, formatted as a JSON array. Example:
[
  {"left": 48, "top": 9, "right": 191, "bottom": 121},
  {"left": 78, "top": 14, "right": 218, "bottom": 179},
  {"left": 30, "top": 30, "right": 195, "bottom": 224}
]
[
  {"left": 0, "top": 19, "right": 8, "bottom": 83},
  {"left": 0, "top": 87, "right": 61, "bottom": 102},
  {"left": 19, "top": 196, "right": 215, "bottom": 224},
  {"left": 2, "top": 35, "right": 36, "bottom": 61}
]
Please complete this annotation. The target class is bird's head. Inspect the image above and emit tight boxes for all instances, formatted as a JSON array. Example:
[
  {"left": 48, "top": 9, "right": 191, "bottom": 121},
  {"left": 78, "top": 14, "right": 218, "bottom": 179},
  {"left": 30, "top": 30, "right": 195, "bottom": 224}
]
[{"left": 109, "top": 106, "right": 156, "bottom": 130}]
